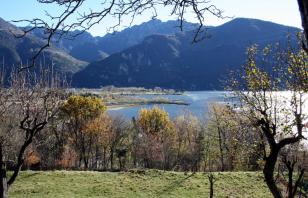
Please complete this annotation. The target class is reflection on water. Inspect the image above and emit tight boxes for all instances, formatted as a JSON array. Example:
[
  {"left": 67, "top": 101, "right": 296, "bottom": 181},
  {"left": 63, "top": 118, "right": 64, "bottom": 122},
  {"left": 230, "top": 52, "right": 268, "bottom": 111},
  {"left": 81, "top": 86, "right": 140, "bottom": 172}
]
[{"left": 108, "top": 91, "right": 231, "bottom": 119}]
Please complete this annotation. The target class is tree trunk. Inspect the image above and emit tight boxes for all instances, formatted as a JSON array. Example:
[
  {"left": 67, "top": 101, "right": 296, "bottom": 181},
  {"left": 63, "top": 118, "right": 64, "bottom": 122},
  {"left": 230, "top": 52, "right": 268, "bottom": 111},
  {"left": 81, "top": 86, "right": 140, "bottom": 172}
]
[
  {"left": 263, "top": 148, "right": 282, "bottom": 198},
  {"left": 208, "top": 174, "right": 215, "bottom": 198},
  {"left": 217, "top": 128, "right": 225, "bottom": 171},
  {"left": 110, "top": 147, "right": 114, "bottom": 170},
  {"left": 78, "top": 155, "right": 82, "bottom": 168},
  {"left": 83, "top": 157, "right": 88, "bottom": 169},
  {"left": 298, "top": 0, "right": 308, "bottom": 52},
  {"left": 213, "top": 108, "right": 225, "bottom": 171},
  {"left": 287, "top": 164, "right": 294, "bottom": 198},
  {"left": 119, "top": 156, "right": 122, "bottom": 170},
  {"left": 103, "top": 148, "right": 106, "bottom": 170},
  {"left": 0, "top": 144, "right": 7, "bottom": 198},
  {"left": 133, "top": 147, "right": 137, "bottom": 167},
  {"left": 292, "top": 168, "right": 305, "bottom": 198},
  {"left": 81, "top": 144, "right": 88, "bottom": 169},
  {"left": 0, "top": 169, "right": 7, "bottom": 198},
  {"left": 95, "top": 146, "right": 99, "bottom": 169}
]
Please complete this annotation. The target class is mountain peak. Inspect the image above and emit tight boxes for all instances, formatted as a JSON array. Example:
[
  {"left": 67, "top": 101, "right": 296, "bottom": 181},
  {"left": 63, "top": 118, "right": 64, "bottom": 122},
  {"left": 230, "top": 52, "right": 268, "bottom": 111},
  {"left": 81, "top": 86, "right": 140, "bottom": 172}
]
[
  {"left": 221, "top": 17, "right": 298, "bottom": 29},
  {"left": 0, "top": 17, "right": 18, "bottom": 32}
]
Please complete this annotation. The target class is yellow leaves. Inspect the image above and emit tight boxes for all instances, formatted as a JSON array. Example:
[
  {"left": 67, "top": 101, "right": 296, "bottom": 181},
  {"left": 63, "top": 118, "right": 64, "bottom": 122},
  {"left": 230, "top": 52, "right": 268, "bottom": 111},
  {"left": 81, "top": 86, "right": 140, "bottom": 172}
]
[
  {"left": 245, "top": 40, "right": 308, "bottom": 92},
  {"left": 61, "top": 95, "right": 110, "bottom": 148},
  {"left": 61, "top": 95, "right": 106, "bottom": 120},
  {"left": 286, "top": 49, "right": 308, "bottom": 91},
  {"left": 245, "top": 46, "right": 271, "bottom": 91},
  {"left": 137, "top": 106, "right": 174, "bottom": 136}
]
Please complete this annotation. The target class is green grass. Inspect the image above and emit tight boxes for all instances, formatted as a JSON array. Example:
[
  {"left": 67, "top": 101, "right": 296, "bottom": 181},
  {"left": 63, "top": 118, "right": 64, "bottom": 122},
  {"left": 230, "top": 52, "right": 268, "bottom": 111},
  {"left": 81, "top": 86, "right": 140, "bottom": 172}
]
[{"left": 9, "top": 170, "right": 271, "bottom": 198}]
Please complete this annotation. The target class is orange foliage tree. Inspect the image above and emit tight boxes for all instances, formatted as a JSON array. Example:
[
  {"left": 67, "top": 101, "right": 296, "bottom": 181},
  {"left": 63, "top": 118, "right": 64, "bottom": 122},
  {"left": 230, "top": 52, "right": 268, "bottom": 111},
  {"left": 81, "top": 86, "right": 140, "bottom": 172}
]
[
  {"left": 60, "top": 95, "right": 107, "bottom": 169},
  {"left": 136, "top": 106, "right": 176, "bottom": 169}
]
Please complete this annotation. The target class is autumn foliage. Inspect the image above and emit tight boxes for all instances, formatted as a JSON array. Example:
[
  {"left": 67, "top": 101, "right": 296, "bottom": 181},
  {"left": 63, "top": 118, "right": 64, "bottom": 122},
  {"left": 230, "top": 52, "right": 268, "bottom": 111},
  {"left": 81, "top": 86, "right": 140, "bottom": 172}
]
[{"left": 135, "top": 106, "right": 175, "bottom": 169}]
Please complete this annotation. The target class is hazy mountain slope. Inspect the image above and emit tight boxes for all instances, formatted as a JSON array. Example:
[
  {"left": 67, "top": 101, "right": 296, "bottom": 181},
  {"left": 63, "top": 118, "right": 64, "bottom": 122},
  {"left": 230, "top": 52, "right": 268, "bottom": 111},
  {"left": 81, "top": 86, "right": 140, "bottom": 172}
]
[
  {"left": 73, "top": 35, "right": 184, "bottom": 88},
  {"left": 0, "top": 17, "right": 87, "bottom": 75},
  {"left": 97, "top": 19, "right": 198, "bottom": 55},
  {"left": 73, "top": 18, "right": 300, "bottom": 90},
  {"left": 28, "top": 19, "right": 197, "bottom": 62}
]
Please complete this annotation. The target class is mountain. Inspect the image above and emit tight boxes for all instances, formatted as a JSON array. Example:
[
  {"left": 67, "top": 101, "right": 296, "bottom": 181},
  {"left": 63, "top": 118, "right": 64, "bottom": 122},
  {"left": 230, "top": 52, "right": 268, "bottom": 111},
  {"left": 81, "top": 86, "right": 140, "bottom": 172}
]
[
  {"left": 72, "top": 18, "right": 301, "bottom": 90},
  {"left": 28, "top": 19, "right": 197, "bottom": 62},
  {"left": 96, "top": 19, "right": 198, "bottom": 55},
  {"left": 0, "top": 18, "right": 87, "bottom": 75},
  {"left": 28, "top": 29, "right": 107, "bottom": 63}
]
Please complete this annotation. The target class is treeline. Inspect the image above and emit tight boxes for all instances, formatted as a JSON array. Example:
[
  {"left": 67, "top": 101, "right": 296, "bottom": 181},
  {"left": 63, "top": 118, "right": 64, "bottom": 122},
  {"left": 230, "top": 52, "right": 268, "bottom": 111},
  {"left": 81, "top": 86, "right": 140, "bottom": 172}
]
[
  {"left": 3, "top": 90, "right": 306, "bottom": 174},
  {"left": 11, "top": 94, "right": 262, "bottom": 172}
]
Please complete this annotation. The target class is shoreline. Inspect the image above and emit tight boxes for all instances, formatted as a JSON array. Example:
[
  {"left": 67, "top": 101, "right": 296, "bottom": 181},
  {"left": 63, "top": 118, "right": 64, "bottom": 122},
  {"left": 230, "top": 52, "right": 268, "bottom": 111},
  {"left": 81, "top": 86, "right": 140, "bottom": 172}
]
[{"left": 107, "top": 100, "right": 189, "bottom": 111}]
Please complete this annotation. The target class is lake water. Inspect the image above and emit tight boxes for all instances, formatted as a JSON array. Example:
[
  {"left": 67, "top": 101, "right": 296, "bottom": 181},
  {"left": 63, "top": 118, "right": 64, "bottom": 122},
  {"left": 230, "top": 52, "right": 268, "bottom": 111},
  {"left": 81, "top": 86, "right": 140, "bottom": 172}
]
[{"left": 108, "top": 91, "right": 231, "bottom": 119}]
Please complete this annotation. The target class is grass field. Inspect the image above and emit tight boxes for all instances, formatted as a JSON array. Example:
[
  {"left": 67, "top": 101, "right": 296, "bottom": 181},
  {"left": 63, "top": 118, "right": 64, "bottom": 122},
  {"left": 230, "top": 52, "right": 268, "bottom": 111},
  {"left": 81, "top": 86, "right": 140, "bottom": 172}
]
[{"left": 9, "top": 170, "right": 272, "bottom": 198}]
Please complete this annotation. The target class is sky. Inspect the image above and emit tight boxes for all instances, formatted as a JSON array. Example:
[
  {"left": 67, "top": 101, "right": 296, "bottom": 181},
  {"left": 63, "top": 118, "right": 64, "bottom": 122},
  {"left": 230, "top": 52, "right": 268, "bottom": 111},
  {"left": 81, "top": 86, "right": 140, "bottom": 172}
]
[{"left": 0, "top": 0, "right": 302, "bottom": 36}]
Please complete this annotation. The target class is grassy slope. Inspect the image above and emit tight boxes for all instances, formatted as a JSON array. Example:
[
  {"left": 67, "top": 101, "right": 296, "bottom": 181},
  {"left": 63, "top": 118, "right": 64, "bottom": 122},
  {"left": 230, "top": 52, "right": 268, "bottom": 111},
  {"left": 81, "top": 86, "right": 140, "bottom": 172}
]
[{"left": 9, "top": 170, "right": 271, "bottom": 198}]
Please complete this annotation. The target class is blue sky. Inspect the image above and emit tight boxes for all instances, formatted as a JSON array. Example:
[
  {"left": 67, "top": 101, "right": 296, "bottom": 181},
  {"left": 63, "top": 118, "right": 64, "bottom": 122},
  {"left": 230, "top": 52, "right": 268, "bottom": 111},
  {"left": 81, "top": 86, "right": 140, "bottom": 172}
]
[{"left": 0, "top": 0, "right": 302, "bottom": 36}]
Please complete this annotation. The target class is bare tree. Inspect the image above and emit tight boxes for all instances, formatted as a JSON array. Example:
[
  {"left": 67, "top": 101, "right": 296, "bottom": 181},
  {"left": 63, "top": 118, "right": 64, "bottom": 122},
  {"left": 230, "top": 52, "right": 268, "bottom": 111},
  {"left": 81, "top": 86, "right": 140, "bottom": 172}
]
[
  {"left": 0, "top": 69, "right": 65, "bottom": 198},
  {"left": 0, "top": 75, "right": 13, "bottom": 198},
  {"left": 173, "top": 112, "right": 204, "bottom": 172},
  {"left": 208, "top": 173, "right": 216, "bottom": 198},
  {"left": 280, "top": 147, "right": 305, "bottom": 198},
  {"left": 108, "top": 116, "right": 129, "bottom": 170},
  {"left": 209, "top": 105, "right": 226, "bottom": 171}
]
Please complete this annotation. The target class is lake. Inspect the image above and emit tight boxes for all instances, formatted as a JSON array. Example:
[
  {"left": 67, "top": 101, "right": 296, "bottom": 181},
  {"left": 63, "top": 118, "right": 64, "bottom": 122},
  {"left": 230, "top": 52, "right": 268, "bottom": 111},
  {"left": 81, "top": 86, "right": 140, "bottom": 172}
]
[{"left": 108, "top": 91, "right": 231, "bottom": 119}]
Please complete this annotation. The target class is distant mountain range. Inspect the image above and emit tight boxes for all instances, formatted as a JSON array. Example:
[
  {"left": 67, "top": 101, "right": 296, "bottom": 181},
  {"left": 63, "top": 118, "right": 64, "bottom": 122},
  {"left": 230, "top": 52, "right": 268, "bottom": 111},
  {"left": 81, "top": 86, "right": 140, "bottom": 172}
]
[
  {"left": 0, "top": 18, "right": 87, "bottom": 76},
  {"left": 29, "top": 19, "right": 198, "bottom": 62},
  {"left": 72, "top": 18, "right": 300, "bottom": 90},
  {"left": 0, "top": 17, "right": 300, "bottom": 90}
]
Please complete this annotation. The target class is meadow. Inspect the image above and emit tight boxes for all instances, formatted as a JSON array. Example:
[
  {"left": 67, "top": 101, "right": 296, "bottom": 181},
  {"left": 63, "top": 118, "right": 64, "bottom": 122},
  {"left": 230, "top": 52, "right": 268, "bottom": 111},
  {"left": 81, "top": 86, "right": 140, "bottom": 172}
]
[{"left": 9, "top": 170, "right": 271, "bottom": 198}]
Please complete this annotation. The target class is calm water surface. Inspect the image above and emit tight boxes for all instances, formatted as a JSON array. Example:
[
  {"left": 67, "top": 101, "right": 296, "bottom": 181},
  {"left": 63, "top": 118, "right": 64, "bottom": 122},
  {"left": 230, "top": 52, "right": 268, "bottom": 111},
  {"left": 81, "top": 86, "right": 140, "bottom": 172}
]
[{"left": 108, "top": 91, "right": 232, "bottom": 118}]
